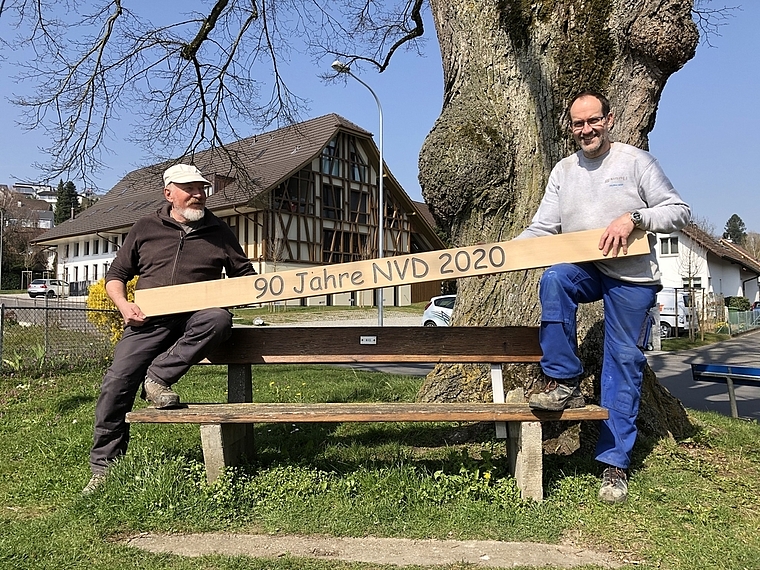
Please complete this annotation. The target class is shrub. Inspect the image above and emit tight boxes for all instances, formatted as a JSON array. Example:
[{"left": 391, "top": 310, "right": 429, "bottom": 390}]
[
  {"left": 86, "top": 276, "right": 139, "bottom": 344},
  {"left": 724, "top": 296, "right": 750, "bottom": 311}
]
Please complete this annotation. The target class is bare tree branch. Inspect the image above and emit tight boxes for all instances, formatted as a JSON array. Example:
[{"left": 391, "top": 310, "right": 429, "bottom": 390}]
[
  {"left": 692, "top": 2, "right": 740, "bottom": 47},
  {"left": 0, "top": 0, "right": 428, "bottom": 187},
  {"left": 181, "top": 0, "right": 230, "bottom": 60}
]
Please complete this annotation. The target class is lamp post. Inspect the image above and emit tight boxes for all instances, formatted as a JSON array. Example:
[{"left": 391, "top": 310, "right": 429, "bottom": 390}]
[{"left": 331, "top": 60, "right": 385, "bottom": 326}]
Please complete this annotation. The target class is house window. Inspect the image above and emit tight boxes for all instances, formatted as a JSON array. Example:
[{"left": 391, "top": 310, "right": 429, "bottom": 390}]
[
  {"left": 350, "top": 190, "right": 369, "bottom": 224},
  {"left": 84, "top": 241, "right": 90, "bottom": 256},
  {"left": 349, "top": 138, "right": 367, "bottom": 182},
  {"left": 321, "top": 137, "right": 341, "bottom": 177},
  {"left": 322, "top": 184, "right": 343, "bottom": 220},
  {"left": 92, "top": 265, "right": 98, "bottom": 281},
  {"left": 74, "top": 243, "right": 80, "bottom": 257},
  {"left": 323, "top": 230, "right": 367, "bottom": 263},
  {"left": 273, "top": 169, "right": 314, "bottom": 215},
  {"left": 64, "top": 244, "right": 70, "bottom": 258},
  {"left": 93, "top": 240, "right": 99, "bottom": 255},
  {"left": 682, "top": 277, "right": 702, "bottom": 289},
  {"left": 660, "top": 236, "right": 679, "bottom": 255}
]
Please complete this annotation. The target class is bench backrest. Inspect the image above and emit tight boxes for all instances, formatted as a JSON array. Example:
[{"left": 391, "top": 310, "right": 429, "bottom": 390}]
[{"left": 205, "top": 326, "right": 541, "bottom": 365}]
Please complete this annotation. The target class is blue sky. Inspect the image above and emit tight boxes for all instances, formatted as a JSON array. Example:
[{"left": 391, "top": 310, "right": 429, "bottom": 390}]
[{"left": 0, "top": 3, "right": 757, "bottom": 235}]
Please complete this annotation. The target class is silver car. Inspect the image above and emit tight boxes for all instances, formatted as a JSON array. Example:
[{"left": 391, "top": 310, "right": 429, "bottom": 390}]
[{"left": 28, "top": 278, "right": 70, "bottom": 298}]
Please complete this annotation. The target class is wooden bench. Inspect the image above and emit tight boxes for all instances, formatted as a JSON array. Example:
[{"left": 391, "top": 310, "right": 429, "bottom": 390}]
[
  {"left": 126, "top": 326, "right": 608, "bottom": 501},
  {"left": 691, "top": 363, "right": 760, "bottom": 418}
]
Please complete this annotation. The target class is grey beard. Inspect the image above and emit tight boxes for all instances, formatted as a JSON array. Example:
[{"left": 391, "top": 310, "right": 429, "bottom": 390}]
[{"left": 176, "top": 207, "right": 205, "bottom": 222}]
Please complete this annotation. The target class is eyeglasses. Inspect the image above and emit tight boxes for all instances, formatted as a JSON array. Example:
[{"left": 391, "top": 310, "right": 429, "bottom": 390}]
[{"left": 570, "top": 115, "right": 607, "bottom": 131}]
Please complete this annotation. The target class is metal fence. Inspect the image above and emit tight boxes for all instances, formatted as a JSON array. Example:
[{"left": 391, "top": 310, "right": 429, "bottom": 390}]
[
  {"left": 0, "top": 302, "right": 117, "bottom": 373},
  {"left": 722, "top": 309, "right": 760, "bottom": 335}
]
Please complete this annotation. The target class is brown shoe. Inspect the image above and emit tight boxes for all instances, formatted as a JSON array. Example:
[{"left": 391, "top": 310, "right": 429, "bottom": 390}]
[
  {"left": 528, "top": 377, "right": 584, "bottom": 411},
  {"left": 143, "top": 378, "right": 180, "bottom": 409},
  {"left": 82, "top": 472, "right": 107, "bottom": 495}
]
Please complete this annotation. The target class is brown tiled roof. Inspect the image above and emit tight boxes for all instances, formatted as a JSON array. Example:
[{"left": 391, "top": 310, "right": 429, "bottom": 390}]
[
  {"left": 412, "top": 200, "right": 437, "bottom": 231},
  {"left": 11, "top": 193, "right": 52, "bottom": 212},
  {"left": 719, "top": 238, "right": 760, "bottom": 274},
  {"left": 34, "top": 114, "right": 372, "bottom": 243},
  {"left": 681, "top": 223, "right": 760, "bottom": 275}
]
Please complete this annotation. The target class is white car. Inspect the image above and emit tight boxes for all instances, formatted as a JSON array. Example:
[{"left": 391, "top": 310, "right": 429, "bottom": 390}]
[
  {"left": 27, "top": 278, "right": 70, "bottom": 298},
  {"left": 421, "top": 294, "right": 456, "bottom": 326}
]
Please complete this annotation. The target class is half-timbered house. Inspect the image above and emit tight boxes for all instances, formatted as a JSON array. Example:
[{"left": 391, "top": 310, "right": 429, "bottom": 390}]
[{"left": 34, "top": 114, "right": 445, "bottom": 305}]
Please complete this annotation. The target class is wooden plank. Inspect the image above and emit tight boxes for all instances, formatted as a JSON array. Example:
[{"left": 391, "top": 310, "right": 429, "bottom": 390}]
[
  {"left": 126, "top": 402, "right": 609, "bottom": 424},
  {"left": 135, "top": 228, "right": 650, "bottom": 317},
  {"left": 205, "top": 326, "right": 542, "bottom": 365}
]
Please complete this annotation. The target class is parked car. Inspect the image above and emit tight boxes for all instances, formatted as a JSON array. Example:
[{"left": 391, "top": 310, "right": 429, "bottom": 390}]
[
  {"left": 421, "top": 294, "right": 456, "bottom": 326},
  {"left": 27, "top": 279, "right": 70, "bottom": 298}
]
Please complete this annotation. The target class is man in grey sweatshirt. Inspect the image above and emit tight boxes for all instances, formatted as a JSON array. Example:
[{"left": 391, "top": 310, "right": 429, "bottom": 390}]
[{"left": 517, "top": 91, "right": 690, "bottom": 503}]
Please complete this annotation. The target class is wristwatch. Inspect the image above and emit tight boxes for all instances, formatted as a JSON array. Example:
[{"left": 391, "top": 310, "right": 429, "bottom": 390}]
[{"left": 630, "top": 210, "right": 643, "bottom": 228}]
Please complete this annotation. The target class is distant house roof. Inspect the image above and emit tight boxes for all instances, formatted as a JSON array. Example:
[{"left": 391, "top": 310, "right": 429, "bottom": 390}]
[
  {"left": 682, "top": 223, "right": 760, "bottom": 275},
  {"left": 413, "top": 201, "right": 436, "bottom": 230},
  {"left": 34, "top": 113, "right": 375, "bottom": 244},
  {"left": 11, "top": 192, "right": 51, "bottom": 212}
]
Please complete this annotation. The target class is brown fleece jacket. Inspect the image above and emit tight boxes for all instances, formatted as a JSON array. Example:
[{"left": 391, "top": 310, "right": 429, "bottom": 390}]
[{"left": 106, "top": 203, "right": 255, "bottom": 291}]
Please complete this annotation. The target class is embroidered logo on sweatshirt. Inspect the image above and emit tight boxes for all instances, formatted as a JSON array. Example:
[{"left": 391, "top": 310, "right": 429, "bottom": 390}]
[{"left": 605, "top": 176, "right": 628, "bottom": 187}]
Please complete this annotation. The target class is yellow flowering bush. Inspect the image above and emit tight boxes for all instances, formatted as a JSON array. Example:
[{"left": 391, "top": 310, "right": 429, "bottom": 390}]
[{"left": 86, "top": 276, "right": 139, "bottom": 345}]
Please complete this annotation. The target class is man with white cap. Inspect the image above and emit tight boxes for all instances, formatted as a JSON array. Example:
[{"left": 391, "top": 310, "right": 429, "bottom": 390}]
[{"left": 84, "top": 164, "right": 256, "bottom": 494}]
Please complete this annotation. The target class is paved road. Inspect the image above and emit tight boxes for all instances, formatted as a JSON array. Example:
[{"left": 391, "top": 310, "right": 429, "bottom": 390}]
[{"left": 647, "top": 330, "right": 760, "bottom": 421}]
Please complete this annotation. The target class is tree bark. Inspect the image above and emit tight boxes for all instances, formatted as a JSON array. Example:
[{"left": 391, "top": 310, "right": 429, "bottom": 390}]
[{"left": 417, "top": 0, "right": 698, "bottom": 445}]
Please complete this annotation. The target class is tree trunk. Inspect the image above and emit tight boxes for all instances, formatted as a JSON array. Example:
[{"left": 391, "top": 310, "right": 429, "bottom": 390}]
[{"left": 417, "top": 0, "right": 698, "bottom": 445}]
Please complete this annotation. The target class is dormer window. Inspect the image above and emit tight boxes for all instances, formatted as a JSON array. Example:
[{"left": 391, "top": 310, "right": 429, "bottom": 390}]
[{"left": 211, "top": 174, "right": 235, "bottom": 197}]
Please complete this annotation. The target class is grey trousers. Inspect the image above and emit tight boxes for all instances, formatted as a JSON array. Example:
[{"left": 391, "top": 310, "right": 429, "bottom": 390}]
[{"left": 89, "top": 308, "right": 233, "bottom": 474}]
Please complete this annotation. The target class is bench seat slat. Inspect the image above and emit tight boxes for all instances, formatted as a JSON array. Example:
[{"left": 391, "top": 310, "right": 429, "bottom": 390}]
[{"left": 127, "top": 402, "right": 608, "bottom": 424}]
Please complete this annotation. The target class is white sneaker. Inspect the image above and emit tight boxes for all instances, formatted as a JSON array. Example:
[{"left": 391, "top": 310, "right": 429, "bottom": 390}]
[{"left": 599, "top": 466, "right": 628, "bottom": 503}]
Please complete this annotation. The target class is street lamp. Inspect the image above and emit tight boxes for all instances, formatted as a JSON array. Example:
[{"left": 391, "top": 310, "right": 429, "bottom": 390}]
[{"left": 331, "top": 60, "right": 385, "bottom": 326}]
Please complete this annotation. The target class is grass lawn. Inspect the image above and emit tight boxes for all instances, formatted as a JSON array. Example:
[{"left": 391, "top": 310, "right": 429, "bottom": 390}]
[{"left": 1, "top": 362, "right": 759, "bottom": 569}]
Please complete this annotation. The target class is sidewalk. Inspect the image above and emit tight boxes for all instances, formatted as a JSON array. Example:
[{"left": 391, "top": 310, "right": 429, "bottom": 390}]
[{"left": 647, "top": 330, "right": 760, "bottom": 421}]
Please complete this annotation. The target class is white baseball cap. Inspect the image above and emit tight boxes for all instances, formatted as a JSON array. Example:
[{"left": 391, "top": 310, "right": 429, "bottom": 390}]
[{"left": 163, "top": 164, "right": 212, "bottom": 187}]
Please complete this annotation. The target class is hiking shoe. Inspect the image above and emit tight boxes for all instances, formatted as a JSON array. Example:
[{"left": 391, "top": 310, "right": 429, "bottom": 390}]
[
  {"left": 599, "top": 466, "right": 628, "bottom": 503},
  {"left": 528, "top": 378, "right": 584, "bottom": 411},
  {"left": 142, "top": 378, "right": 181, "bottom": 409},
  {"left": 82, "top": 472, "right": 107, "bottom": 495}
]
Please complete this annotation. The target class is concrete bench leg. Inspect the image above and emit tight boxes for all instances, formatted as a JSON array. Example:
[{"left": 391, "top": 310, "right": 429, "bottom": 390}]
[
  {"left": 507, "top": 421, "right": 543, "bottom": 501},
  {"left": 200, "top": 362, "right": 257, "bottom": 483},
  {"left": 200, "top": 424, "right": 255, "bottom": 483}
]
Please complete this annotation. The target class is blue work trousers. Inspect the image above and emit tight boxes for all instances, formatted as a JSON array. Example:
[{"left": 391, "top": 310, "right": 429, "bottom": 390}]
[
  {"left": 89, "top": 308, "right": 233, "bottom": 474},
  {"left": 538, "top": 263, "right": 657, "bottom": 469}
]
